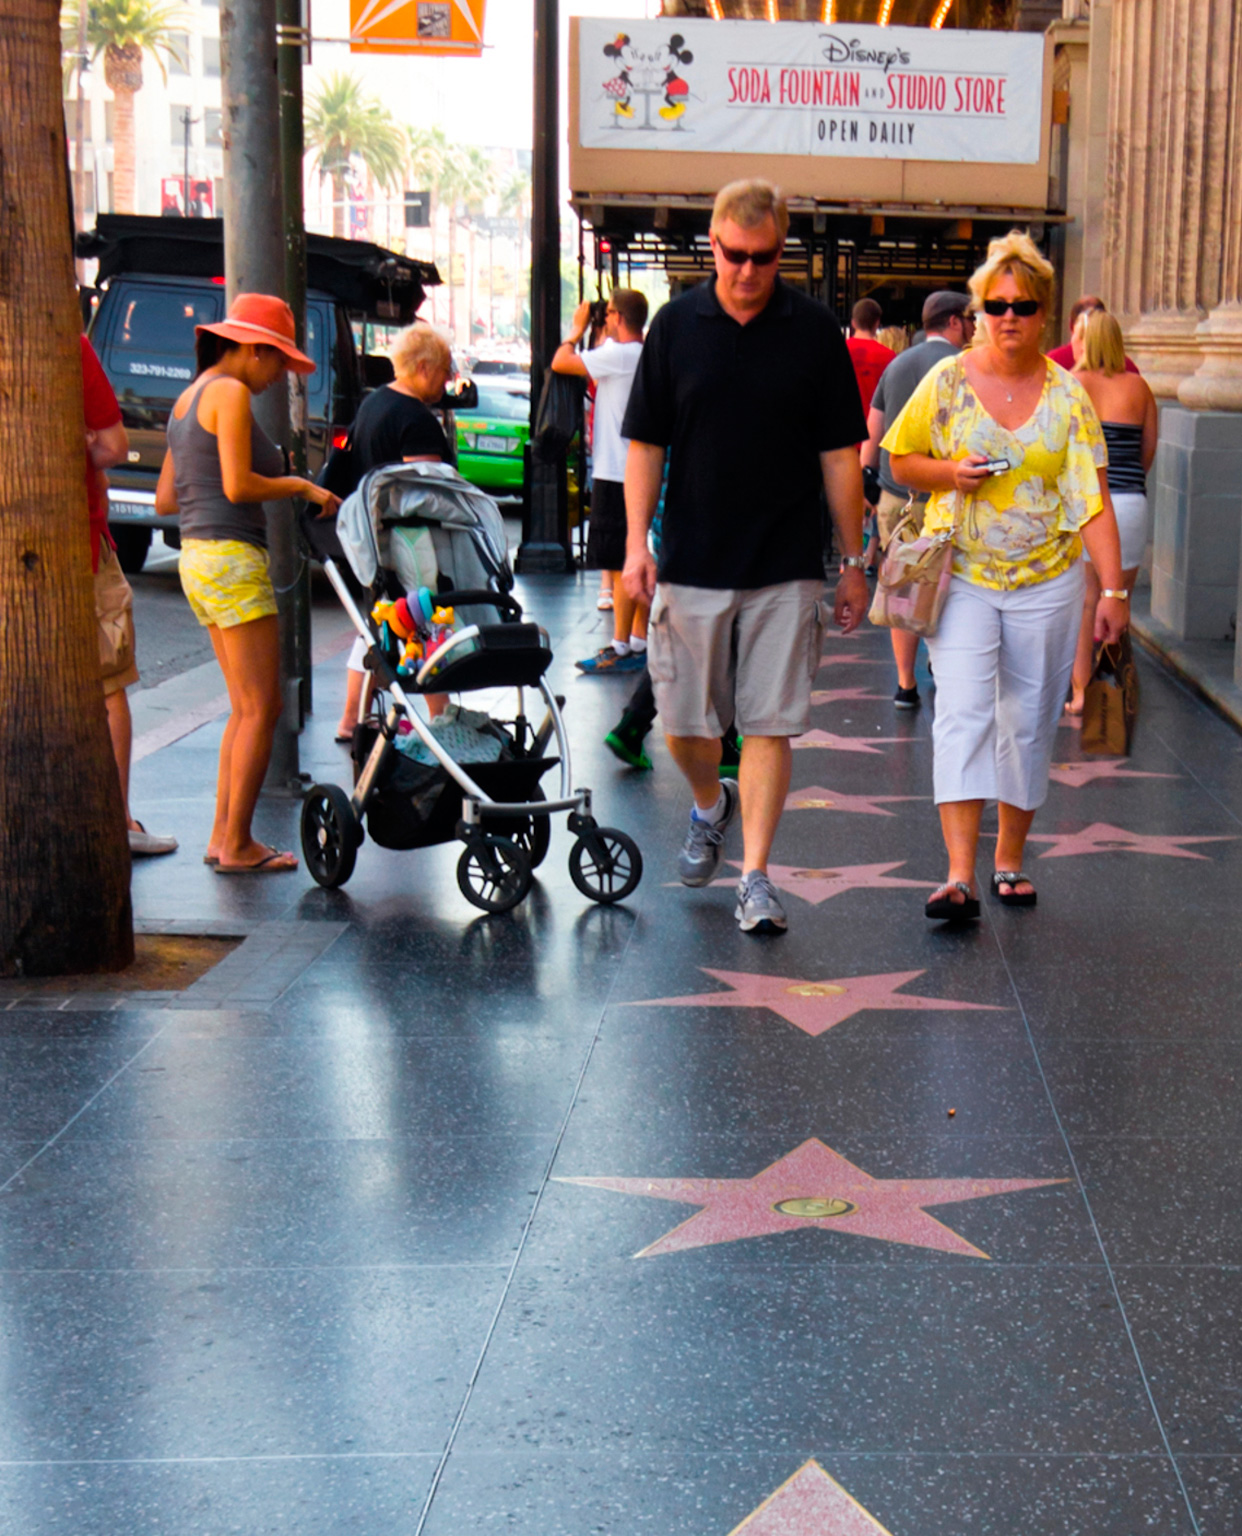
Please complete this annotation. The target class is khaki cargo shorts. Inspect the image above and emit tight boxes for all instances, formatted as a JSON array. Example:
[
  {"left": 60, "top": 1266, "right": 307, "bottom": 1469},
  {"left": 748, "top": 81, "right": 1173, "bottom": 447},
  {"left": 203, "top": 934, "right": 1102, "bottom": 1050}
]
[
  {"left": 95, "top": 544, "right": 139, "bottom": 696},
  {"left": 646, "top": 579, "right": 827, "bottom": 739}
]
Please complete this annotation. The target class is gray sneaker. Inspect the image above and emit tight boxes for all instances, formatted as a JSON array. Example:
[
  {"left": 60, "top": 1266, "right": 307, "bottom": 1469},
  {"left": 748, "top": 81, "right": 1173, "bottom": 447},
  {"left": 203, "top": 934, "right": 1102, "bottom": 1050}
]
[
  {"left": 677, "top": 779, "right": 739, "bottom": 887},
  {"left": 734, "top": 870, "right": 788, "bottom": 935}
]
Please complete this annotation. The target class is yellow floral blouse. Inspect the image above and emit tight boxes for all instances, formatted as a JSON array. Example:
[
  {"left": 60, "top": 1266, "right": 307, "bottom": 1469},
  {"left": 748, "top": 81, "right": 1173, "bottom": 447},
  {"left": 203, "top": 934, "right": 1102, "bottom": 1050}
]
[{"left": 881, "top": 355, "right": 1106, "bottom": 589}]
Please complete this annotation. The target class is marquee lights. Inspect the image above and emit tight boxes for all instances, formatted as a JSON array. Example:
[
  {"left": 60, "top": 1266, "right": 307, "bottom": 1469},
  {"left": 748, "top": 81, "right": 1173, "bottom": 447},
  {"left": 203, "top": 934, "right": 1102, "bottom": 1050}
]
[
  {"left": 822, "top": 0, "right": 835, "bottom": 20},
  {"left": 877, "top": 0, "right": 895, "bottom": 24},
  {"left": 930, "top": 0, "right": 955, "bottom": 25},
  {"left": 766, "top": 0, "right": 780, "bottom": 21}
]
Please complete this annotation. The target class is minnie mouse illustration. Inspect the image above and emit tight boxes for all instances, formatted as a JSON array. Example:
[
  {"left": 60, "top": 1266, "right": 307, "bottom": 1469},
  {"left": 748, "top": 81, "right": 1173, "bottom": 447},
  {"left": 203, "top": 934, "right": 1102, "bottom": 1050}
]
[
  {"left": 659, "top": 34, "right": 693, "bottom": 121},
  {"left": 602, "top": 34, "right": 634, "bottom": 120}
]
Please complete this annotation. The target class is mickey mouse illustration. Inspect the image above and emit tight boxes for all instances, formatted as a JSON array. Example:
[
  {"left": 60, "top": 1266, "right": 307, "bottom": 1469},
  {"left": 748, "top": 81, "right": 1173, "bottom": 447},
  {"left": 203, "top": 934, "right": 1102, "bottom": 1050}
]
[
  {"left": 602, "top": 34, "right": 634, "bottom": 120},
  {"left": 659, "top": 34, "right": 693, "bottom": 121}
]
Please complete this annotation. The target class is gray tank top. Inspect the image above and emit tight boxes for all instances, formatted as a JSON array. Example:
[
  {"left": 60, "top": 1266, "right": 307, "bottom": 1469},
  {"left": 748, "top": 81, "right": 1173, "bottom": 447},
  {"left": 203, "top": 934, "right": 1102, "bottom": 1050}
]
[{"left": 166, "top": 377, "right": 286, "bottom": 549}]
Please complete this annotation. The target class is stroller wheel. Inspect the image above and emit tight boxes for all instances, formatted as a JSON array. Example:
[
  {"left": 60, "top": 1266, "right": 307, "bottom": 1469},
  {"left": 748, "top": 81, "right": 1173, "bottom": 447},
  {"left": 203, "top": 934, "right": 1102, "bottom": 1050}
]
[
  {"left": 302, "top": 784, "right": 360, "bottom": 888},
  {"left": 457, "top": 835, "right": 532, "bottom": 915},
  {"left": 569, "top": 826, "right": 643, "bottom": 905}
]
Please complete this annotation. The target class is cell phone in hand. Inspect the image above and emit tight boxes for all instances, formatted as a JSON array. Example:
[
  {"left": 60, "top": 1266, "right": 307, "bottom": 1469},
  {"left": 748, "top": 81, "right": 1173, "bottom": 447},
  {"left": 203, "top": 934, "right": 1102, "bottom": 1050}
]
[{"left": 975, "top": 456, "right": 1011, "bottom": 475}]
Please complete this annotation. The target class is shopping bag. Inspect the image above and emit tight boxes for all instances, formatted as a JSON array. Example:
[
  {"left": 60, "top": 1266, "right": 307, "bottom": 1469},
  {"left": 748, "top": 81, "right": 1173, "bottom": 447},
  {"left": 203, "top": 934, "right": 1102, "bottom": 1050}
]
[
  {"left": 532, "top": 369, "right": 584, "bottom": 460},
  {"left": 1080, "top": 632, "right": 1139, "bottom": 755}
]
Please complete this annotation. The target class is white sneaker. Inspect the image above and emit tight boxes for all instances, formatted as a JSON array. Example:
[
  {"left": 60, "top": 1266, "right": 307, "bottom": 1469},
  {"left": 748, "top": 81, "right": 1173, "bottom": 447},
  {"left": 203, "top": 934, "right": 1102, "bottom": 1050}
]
[
  {"left": 128, "top": 823, "right": 178, "bottom": 857},
  {"left": 734, "top": 870, "right": 788, "bottom": 935}
]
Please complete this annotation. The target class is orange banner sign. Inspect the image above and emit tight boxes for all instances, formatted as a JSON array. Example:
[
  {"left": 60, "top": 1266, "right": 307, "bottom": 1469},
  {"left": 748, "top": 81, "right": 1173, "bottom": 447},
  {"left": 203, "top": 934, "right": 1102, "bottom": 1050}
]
[{"left": 349, "top": 0, "right": 486, "bottom": 57}]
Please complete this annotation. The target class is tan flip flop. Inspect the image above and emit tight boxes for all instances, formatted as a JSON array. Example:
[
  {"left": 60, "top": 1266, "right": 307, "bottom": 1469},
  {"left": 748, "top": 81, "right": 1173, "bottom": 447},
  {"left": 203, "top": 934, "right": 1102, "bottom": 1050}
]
[{"left": 214, "top": 846, "right": 298, "bottom": 875}]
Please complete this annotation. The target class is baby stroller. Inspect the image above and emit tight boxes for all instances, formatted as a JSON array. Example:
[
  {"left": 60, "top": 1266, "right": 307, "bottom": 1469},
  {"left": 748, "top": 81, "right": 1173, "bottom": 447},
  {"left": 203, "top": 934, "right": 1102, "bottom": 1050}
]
[{"left": 299, "top": 462, "right": 643, "bottom": 914}]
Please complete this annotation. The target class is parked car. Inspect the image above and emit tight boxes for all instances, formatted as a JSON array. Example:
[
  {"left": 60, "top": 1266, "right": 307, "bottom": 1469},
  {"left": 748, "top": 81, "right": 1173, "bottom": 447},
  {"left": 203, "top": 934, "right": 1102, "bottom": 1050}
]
[
  {"left": 78, "top": 214, "right": 440, "bottom": 572},
  {"left": 455, "top": 381, "right": 531, "bottom": 497}
]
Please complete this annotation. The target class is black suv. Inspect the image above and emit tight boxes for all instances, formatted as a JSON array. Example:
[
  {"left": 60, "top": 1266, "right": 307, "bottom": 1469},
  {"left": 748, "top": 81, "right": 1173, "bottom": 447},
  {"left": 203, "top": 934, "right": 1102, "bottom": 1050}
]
[{"left": 78, "top": 215, "right": 440, "bottom": 572}]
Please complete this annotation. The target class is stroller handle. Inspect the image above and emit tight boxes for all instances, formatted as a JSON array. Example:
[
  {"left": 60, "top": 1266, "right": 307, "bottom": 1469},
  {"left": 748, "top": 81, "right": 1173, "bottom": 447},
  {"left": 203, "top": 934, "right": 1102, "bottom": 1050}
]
[{"left": 435, "top": 588, "right": 524, "bottom": 622}]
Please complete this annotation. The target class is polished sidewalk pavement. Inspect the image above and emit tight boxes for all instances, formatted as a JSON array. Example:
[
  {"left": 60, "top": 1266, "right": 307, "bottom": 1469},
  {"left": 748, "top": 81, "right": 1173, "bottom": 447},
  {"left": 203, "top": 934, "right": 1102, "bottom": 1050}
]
[{"left": 2, "top": 573, "right": 1240, "bottom": 1535}]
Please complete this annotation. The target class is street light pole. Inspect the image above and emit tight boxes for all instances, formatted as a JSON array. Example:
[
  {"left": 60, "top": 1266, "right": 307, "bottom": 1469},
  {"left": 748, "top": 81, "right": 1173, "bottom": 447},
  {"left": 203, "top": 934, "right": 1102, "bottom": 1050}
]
[
  {"left": 180, "top": 108, "right": 196, "bottom": 214},
  {"left": 516, "top": 0, "right": 572, "bottom": 574}
]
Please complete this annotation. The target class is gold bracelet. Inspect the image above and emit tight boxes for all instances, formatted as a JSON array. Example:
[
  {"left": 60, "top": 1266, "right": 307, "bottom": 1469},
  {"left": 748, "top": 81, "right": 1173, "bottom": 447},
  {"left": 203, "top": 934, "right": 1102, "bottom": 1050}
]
[{"left": 1100, "top": 588, "right": 1129, "bottom": 600}]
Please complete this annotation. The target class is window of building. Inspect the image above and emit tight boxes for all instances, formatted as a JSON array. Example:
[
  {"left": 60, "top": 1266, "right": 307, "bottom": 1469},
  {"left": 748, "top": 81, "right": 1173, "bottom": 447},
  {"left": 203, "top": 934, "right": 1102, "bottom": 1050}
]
[
  {"left": 203, "top": 37, "right": 221, "bottom": 77},
  {"left": 204, "top": 108, "right": 223, "bottom": 147},
  {"left": 169, "top": 31, "right": 191, "bottom": 75},
  {"left": 104, "top": 100, "right": 115, "bottom": 142}
]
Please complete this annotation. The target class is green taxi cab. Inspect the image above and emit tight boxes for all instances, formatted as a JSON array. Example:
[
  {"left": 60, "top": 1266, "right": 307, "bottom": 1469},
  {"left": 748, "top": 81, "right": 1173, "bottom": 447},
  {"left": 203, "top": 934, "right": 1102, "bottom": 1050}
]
[{"left": 455, "top": 382, "right": 530, "bottom": 497}]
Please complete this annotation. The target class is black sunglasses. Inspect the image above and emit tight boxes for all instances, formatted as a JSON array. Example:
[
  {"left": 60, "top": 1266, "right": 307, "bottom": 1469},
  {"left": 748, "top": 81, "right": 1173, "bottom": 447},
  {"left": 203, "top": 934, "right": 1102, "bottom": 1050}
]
[
  {"left": 982, "top": 298, "right": 1041, "bottom": 317},
  {"left": 714, "top": 237, "right": 781, "bottom": 268}
]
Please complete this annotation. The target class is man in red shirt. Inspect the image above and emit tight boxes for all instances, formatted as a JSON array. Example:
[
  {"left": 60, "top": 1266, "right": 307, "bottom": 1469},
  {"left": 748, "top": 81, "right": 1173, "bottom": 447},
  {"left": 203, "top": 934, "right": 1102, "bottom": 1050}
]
[
  {"left": 82, "top": 335, "right": 177, "bottom": 857},
  {"left": 845, "top": 297, "right": 896, "bottom": 421}
]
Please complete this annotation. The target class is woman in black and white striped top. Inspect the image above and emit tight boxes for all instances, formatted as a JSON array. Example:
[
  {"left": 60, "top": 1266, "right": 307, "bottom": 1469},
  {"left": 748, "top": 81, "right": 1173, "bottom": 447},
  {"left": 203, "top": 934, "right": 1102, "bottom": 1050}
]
[{"left": 1066, "top": 309, "right": 1158, "bottom": 714}]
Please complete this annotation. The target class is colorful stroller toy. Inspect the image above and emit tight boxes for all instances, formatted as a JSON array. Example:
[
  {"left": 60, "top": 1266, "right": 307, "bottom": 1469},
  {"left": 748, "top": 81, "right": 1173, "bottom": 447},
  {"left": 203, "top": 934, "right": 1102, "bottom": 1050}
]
[{"left": 299, "top": 462, "right": 643, "bottom": 913}]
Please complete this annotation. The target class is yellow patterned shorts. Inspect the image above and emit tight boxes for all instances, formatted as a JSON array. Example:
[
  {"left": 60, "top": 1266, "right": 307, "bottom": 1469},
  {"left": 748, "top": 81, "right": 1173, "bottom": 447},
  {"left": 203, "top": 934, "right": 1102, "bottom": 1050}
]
[{"left": 179, "top": 538, "right": 278, "bottom": 629}]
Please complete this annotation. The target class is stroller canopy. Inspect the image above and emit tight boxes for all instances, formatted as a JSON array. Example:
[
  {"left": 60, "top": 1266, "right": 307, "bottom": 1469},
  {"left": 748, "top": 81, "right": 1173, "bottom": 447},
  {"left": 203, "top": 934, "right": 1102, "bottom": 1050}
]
[{"left": 336, "top": 462, "right": 512, "bottom": 595}]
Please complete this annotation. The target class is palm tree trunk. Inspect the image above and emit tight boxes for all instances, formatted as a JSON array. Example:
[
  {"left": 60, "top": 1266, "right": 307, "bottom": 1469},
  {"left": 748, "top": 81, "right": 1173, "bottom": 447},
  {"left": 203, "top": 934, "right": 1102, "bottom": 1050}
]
[
  {"left": 448, "top": 210, "right": 458, "bottom": 341},
  {"left": 110, "top": 83, "right": 136, "bottom": 212},
  {"left": 331, "top": 167, "right": 346, "bottom": 240},
  {"left": 0, "top": 0, "right": 133, "bottom": 974}
]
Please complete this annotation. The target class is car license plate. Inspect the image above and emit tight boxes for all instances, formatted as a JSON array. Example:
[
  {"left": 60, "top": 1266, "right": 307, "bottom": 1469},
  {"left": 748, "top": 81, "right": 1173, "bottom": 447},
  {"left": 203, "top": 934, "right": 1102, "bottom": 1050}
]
[
  {"left": 476, "top": 434, "right": 515, "bottom": 453},
  {"left": 107, "top": 497, "right": 157, "bottom": 522}
]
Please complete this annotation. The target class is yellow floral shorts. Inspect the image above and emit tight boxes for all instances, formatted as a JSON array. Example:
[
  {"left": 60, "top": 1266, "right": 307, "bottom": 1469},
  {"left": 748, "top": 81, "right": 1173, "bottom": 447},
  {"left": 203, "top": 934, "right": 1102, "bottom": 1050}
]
[{"left": 179, "top": 538, "right": 278, "bottom": 629}]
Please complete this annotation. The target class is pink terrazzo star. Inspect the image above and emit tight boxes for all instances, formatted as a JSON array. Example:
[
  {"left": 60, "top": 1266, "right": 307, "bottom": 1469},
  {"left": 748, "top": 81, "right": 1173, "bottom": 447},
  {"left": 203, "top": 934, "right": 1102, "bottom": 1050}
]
[
  {"left": 728, "top": 1460, "right": 896, "bottom": 1536},
  {"left": 785, "top": 784, "right": 927, "bottom": 817},
  {"left": 817, "top": 652, "right": 883, "bottom": 668},
  {"left": 793, "top": 730, "right": 902, "bottom": 755},
  {"left": 559, "top": 1138, "right": 1065, "bottom": 1259},
  {"left": 811, "top": 686, "right": 889, "bottom": 705},
  {"left": 627, "top": 963, "right": 1003, "bottom": 1036},
  {"left": 709, "top": 860, "right": 936, "bottom": 906},
  {"left": 1047, "top": 760, "right": 1178, "bottom": 788},
  {"left": 1026, "top": 821, "right": 1236, "bottom": 859}
]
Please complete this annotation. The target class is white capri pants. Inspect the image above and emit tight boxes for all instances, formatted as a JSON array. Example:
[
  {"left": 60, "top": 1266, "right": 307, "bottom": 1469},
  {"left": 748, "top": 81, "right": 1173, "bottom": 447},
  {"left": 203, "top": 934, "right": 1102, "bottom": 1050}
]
[
  {"left": 1084, "top": 491, "right": 1149, "bottom": 571},
  {"left": 924, "top": 562, "right": 1085, "bottom": 810}
]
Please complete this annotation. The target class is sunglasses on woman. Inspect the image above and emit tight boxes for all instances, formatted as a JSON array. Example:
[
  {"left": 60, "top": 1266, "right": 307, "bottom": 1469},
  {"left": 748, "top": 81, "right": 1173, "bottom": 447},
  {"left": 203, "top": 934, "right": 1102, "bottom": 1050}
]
[
  {"left": 982, "top": 298, "right": 1041, "bottom": 317},
  {"left": 714, "top": 238, "right": 781, "bottom": 267}
]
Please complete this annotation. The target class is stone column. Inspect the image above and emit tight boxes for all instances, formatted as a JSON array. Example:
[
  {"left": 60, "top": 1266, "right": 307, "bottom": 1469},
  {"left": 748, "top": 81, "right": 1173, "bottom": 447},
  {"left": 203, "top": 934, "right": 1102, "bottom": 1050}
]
[
  {"left": 1178, "top": 0, "right": 1242, "bottom": 413},
  {"left": 1102, "top": 0, "right": 1237, "bottom": 399}
]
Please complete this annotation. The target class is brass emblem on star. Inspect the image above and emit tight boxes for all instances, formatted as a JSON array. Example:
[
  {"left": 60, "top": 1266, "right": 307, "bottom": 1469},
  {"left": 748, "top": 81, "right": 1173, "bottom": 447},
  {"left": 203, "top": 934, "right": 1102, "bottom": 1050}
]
[
  {"left": 792, "top": 868, "right": 841, "bottom": 879},
  {"left": 774, "top": 1197, "right": 858, "bottom": 1219},
  {"left": 785, "top": 982, "right": 847, "bottom": 997}
]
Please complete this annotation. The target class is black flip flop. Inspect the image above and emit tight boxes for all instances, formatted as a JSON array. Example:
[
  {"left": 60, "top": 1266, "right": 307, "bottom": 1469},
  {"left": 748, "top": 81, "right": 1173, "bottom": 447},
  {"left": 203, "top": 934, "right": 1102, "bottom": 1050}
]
[
  {"left": 992, "top": 871, "right": 1037, "bottom": 907},
  {"left": 925, "top": 881, "right": 980, "bottom": 922}
]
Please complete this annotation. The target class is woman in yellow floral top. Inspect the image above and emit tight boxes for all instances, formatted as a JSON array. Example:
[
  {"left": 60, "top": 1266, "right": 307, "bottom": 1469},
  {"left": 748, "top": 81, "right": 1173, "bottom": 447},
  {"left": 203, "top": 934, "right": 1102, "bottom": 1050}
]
[{"left": 884, "top": 231, "right": 1128, "bottom": 921}]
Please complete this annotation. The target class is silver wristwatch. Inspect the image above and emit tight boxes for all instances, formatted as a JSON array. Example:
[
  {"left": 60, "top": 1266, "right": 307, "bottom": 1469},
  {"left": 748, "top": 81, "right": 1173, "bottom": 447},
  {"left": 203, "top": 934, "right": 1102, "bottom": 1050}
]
[{"left": 839, "top": 555, "right": 866, "bottom": 571}]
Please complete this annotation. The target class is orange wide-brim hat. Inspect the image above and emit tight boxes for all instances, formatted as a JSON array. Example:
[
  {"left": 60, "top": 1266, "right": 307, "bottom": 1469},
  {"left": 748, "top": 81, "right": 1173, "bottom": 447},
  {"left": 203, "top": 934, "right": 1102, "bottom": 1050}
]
[{"left": 195, "top": 292, "right": 316, "bottom": 374}]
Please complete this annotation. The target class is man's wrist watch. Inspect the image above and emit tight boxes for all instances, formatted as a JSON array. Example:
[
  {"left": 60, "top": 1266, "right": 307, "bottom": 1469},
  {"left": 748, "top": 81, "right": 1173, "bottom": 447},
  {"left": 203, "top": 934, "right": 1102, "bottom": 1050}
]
[
  {"left": 1100, "top": 588, "right": 1129, "bottom": 600},
  {"left": 839, "top": 554, "right": 866, "bottom": 571}
]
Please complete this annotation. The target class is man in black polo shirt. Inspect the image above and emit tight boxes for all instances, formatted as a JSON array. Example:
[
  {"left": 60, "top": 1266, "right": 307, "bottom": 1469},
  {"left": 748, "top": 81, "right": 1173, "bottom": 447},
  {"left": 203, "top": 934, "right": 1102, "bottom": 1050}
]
[{"left": 622, "top": 178, "right": 869, "bottom": 935}]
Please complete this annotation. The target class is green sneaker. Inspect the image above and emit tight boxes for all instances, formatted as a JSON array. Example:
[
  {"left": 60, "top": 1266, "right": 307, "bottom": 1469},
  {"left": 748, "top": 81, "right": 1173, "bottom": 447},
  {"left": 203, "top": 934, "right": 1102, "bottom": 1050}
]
[
  {"left": 605, "top": 713, "right": 653, "bottom": 770},
  {"left": 718, "top": 729, "right": 742, "bottom": 780}
]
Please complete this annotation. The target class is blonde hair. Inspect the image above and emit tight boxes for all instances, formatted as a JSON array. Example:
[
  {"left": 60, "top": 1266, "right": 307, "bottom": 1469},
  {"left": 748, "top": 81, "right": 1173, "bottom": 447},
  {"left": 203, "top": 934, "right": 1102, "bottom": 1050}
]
[
  {"left": 391, "top": 324, "right": 451, "bottom": 381},
  {"left": 711, "top": 179, "right": 789, "bottom": 243},
  {"left": 1078, "top": 309, "right": 1127, "bottom": 375},
  {"left": 877, "top": 325, "right": 908, "bottom": 354},
  {"left": 968, "top": 228, "right": 1055, "bottom": 320}
]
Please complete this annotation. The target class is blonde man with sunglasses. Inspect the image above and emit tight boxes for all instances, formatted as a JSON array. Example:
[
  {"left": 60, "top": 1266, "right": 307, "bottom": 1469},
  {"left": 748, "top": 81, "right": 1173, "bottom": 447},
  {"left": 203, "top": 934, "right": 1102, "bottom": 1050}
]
[{"left": 621, "top": 179, "right": 869, "bottom": 936}]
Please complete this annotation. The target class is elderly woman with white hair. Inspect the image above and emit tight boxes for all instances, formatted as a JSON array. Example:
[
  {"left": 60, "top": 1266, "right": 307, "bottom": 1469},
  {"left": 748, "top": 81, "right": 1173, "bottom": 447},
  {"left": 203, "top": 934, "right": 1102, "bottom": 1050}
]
[
  {"left": 334, "top": 324, "right": 454, "bottom": 741},
  {"left": 884, "top": 230, "right": 1129, "bottom": 920}
]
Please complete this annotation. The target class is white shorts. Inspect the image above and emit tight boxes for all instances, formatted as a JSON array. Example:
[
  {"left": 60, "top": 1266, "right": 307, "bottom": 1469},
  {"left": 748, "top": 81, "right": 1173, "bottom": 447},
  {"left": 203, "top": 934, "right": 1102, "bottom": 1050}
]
[
  {"left": 924, "top": 563, "right": 1084, "bottom": 810},
  {"left": 1084, "top": 492, "right": 1149, "bottom": 571}
]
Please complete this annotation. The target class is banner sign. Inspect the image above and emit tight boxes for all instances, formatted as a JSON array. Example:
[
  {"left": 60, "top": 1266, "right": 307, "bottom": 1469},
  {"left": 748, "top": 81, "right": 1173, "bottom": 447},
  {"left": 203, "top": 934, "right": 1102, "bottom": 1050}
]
[
  {"left": 350, "top": 0, "right": 485, "bottom": 57},
  {"left": 578, "top": 18, "right": 1043, "bottom": 164}
]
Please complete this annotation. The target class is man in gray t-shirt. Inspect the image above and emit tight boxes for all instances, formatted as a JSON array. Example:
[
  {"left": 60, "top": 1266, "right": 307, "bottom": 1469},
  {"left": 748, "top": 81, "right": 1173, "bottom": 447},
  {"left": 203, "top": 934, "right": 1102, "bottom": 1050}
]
[{"left": 861, "top": 290, "right": 974, "bottom": 708}]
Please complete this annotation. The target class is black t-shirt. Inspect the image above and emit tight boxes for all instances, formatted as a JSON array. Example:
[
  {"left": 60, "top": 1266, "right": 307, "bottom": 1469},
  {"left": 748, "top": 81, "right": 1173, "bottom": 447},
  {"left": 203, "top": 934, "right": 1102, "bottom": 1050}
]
[
  {"left": 622, "top": 278, "right": 866, "bottom": 589},
  {"left": 350, "top": 384, "right": 449, "bottom": 473}
]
